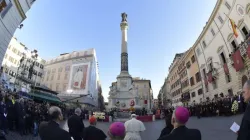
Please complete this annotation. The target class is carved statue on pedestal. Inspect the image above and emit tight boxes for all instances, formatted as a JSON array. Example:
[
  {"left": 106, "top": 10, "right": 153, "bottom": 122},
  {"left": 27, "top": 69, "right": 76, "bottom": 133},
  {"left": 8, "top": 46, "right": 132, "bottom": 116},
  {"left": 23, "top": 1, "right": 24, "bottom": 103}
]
[{"left": 109, "top": 85, "right": 117, "bottom": 96}]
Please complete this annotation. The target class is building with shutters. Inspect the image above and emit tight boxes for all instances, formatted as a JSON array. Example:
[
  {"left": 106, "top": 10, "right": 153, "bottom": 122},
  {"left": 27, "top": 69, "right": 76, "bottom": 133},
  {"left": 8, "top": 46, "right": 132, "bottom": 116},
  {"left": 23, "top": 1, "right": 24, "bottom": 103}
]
[
  {"left": 194, "top": 0, "right": 250, "bottom": 99},
  {"left": 42, "top": 48, "right": 101, "bottom": 107},
  {"left": 0, "top": 0, "right": 36, "bottom": 67},
  {"left": 1, "top": 37, "right": 45, "bottom": 91},
  {"left": 159, "top": 77, "right": 172, "bottom": 108},
  {"left": 131, "top": 77, "right": 153, "bottom": 110},
  {"left": 168, "top": 53, "right": 184, "bottom": 107},
  {"left": 183, "top": 47, "right": 204, "bottom": 105},
  {"left": 163, "top": 0, "right": 250, "bottom": 106}
]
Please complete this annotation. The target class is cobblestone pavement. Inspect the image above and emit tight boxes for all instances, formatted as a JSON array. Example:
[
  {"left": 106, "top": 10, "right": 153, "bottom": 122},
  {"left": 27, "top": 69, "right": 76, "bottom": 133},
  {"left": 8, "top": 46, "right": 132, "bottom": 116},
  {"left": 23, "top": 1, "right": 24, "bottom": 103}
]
[{"left": 4, "top": 114, "right": 243, "bottom": 140}]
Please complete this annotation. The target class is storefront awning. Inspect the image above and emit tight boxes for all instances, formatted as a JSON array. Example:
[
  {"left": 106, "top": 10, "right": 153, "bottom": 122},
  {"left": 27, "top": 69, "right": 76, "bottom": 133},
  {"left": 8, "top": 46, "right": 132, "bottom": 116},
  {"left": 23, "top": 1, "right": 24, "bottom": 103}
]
[{"left": 28, "top": 92, "right": 61, "bottom": 104}]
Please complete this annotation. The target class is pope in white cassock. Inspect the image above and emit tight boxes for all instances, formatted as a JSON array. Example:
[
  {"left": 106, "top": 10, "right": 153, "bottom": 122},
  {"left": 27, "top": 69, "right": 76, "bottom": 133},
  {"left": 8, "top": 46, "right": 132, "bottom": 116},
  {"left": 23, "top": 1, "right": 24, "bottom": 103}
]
[
  {"left": 124, "top": 114, "right": 146, "bottom": 140},
  {"left": 72, "top": 67, "right": 84, "bottom": 89}
]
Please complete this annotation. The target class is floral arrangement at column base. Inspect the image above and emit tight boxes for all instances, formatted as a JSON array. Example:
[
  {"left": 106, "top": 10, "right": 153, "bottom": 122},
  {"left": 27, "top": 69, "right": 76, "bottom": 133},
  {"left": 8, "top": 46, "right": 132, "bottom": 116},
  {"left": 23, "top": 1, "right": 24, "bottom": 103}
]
[{"left": 231, "top": 100, "right": 239, "bottom": 114}]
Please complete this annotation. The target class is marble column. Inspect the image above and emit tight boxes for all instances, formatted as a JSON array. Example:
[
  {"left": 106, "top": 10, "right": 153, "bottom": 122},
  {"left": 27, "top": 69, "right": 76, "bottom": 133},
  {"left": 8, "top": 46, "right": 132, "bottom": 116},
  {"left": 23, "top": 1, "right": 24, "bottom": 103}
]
[{"left": 120, "top": 13, "right": 129, "bottom": 73}]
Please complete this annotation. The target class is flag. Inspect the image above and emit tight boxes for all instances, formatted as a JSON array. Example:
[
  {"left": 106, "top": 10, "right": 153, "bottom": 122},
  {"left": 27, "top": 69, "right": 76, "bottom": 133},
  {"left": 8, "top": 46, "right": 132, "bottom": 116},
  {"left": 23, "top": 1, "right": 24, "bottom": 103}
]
[
  {"left": 229, "top": 18, "right": 238, "bottom": 38},
  {"left": 233, "top": 50, "right": 244, "bottom": 72}
]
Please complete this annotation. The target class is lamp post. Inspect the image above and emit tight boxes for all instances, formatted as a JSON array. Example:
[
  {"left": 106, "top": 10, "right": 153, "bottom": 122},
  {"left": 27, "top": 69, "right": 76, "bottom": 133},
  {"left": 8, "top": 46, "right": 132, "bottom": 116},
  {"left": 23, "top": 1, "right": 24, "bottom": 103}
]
[
  {"left": 14, "top": 53, "right": 26, "bottom": 90},
  {"left": 29, "top": 50, "right": 38, "bottom": 86}
]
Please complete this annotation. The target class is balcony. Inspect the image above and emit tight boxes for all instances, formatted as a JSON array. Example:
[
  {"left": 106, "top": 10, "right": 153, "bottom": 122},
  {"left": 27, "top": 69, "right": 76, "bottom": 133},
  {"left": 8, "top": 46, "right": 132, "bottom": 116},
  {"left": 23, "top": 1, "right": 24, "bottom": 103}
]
[
  {"left": 207, "top": 68, "right": 217, "bottom": 83},
  {"left": 229, "top": 41, "right": 248, "bottom": 71},
  {"left": 181, "top": 92, "right": 190, "bottom": 103}
]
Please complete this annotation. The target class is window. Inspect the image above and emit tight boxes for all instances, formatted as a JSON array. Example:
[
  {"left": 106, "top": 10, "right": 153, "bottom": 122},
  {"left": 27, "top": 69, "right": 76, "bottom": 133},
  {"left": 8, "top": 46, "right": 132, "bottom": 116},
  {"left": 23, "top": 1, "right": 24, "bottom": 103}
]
[
  {"left": 40, "top": 65, "right": 44, "bottom": 69},
  {"left": 0, "top": 0, "right": 11, "bottom": 14},
  {"left": 52, "top": 68, "right": 56, "bottom": 73},
  {"left": 191, "top": 55, "right": 195, "bottom": 63},
  {"left": 218, "top": 16, "right": 223, "bottom": 24},
  {"left": 58, "top": 67, "right": 63, "bottom": 72},
  {"left": 226, "top": 74, "right": 231, "bottom": 83},
  {"left": 64, "top": 73, "right": 68, "bottom": 80},
  {"left": 231, "top": 40, "right": 237, "bottom": 52},
  {"left": 241, "top": 26, "right": 249, "bottom": 37},
  {"left": 190, "top": 77, "right": 194, "bottom": 86},
  {"left": 220, "top": 52, "right": 226, "bottom": 64},
  {"left": 191, "top": 92, "right": 196, "bottom": 97},
  {"left": 211, "top": 28, "right": 215, "bottom": 36},
  {"left": 198, "top": 89, "right": 203, "bottom": 95},
  {"left": 35, "top": 62, "right": 39, "bottom": 67},
  {"left": 225, "top": 1, "right": 231, "bottom": 10},
  {"left": 65, "top": 66, "right": 70, "bottom": 71},
  {"left": 186, "top": 61, "right": 191, "bottom": 68},
  {"left": 195, "top": 72, "right": 201, "bottom": 82},
  {"left": 228, "top": 89, "right": 233, "bottom": 96},
  {"left": 12, "top": 48, "right": 17, "bottom": 54},
  {"left": 63, "top": 84, "right": 67, "bottom": 91},
  {"left": 51, "top": 75, "right": 54, "bottom": 80},
  {"left": 57, "top": 73, "right": 60, "bottom": 80},
  {"left": 0, "top": 0, "right": 10, "bottom": 13},
  {"left": 56, "top": 84, "right": 60, "bottom": 91},
  {"left": 202, "top": 41, "right": 207, "bottom": 48}
]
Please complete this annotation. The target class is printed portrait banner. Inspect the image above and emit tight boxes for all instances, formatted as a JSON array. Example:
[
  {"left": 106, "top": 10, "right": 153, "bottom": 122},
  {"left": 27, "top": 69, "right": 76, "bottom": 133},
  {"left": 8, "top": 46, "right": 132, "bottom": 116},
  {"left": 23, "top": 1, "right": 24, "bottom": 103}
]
[{"left": 68, "top": 63, "right": 89, "bottom": 94}]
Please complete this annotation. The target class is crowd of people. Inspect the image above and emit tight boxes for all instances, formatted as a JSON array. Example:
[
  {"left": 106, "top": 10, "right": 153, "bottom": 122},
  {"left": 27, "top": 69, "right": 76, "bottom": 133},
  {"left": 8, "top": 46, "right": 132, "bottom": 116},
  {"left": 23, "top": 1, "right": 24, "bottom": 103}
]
[{"left": 159, "top": 93, "right": 247, "bottom": 119}]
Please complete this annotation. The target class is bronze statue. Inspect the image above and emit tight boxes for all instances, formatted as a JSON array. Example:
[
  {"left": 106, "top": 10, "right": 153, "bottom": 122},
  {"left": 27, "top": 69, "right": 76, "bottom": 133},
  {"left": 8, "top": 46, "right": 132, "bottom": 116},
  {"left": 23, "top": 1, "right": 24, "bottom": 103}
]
[{"left": 121, "top": 12, "right": 127, "bottom": 22}]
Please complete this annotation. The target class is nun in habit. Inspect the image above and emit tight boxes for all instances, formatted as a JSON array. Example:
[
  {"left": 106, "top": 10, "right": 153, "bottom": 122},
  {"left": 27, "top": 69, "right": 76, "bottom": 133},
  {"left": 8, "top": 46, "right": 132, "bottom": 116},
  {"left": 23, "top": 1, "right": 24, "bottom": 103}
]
[{"left": 73, "top": 67, "right": 84, "bottom": 89}]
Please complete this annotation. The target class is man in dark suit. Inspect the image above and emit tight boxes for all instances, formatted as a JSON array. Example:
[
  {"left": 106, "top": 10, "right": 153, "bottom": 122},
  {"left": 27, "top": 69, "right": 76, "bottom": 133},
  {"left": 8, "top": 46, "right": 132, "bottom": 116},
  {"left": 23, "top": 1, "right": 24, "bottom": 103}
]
[
  {"left": 237, "top": 80, "right": 250, "bottom": 140},
  {"left": 68, "top": 108, "right": 85, "bottom": 140},
  {"left": 39, "top": 106, "right": 71, "bottom": 140},
  {"left": 158, "top": 106, "right": 201, "bottom": 140}
]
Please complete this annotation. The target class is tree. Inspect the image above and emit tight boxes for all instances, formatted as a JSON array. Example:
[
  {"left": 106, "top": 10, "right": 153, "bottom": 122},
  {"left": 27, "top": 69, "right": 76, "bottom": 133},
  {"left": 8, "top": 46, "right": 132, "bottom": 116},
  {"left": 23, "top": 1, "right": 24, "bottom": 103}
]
[
  {"left": 97, "top": 86, "right": 105, "bottom": 111},
  {"left": 157, "top": 92, "right": 162, "bottom": 109}
]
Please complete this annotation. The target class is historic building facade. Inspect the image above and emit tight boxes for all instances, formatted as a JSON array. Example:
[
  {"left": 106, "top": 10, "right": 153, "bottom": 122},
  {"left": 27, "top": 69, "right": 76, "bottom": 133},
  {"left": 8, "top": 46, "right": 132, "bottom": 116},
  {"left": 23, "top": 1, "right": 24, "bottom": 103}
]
[
  {"left": 169, "top": 53, "right": 184, "bottom": 107},
  {"left": 42, "top": 48, "right": 101, "bottom": 107},
  {"left": 177, "top": 51, "right": 190, "bottom": 106},
  {"left": 194, "top": 0, "right": 250, "bottom": 100},
  {"left": 185, "top": 48, "right": 203, "bottom": 104},
  {"left": 1, "top": 37, "right": 45, "bottom": 91},
  {"left": 160, "top": 77, "right": 172, "bottom": 108},
  {"left": 132, "top": 77, "right": 153, "bottom": 110},
  {"left": 0, "top": 0, "right": 36, "bottom": 66},
  {"left": 163, "top": 0, "right": 250, "bottom": 106}
]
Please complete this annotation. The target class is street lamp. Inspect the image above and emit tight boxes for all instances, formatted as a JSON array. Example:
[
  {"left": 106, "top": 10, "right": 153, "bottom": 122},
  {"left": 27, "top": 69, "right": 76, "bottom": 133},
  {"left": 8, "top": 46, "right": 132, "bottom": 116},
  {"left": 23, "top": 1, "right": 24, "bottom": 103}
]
[
  {"left": 29, "top": 50, "right": 38, "bottom": 85},
  {"left": 14, "top": 53, "right": 26, "bottom": 89}
]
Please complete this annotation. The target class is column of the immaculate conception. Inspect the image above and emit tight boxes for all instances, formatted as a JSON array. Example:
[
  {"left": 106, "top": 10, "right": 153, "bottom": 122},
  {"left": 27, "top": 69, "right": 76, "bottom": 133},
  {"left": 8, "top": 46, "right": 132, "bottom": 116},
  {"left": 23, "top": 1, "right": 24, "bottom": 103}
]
[{"left": 108, "top": 13, "right": 141, "bottom": 110}]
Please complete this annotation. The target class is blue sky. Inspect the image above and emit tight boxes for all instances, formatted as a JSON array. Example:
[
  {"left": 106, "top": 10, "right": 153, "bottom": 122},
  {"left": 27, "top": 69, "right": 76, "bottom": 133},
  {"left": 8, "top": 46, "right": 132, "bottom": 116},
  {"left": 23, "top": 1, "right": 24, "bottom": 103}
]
[{"left": 15, "top": 0, "right": 217, "bottom": 101}]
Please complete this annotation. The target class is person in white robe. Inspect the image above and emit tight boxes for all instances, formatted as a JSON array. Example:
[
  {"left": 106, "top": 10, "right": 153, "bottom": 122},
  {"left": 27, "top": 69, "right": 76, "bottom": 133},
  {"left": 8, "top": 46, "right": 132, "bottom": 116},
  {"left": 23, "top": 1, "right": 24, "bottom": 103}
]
[
  {"left": 72, "top": 68, "right": 83, "bottom": 89},
  {"left": 124, "top": 114, "right": 146, "bottom": 140}
]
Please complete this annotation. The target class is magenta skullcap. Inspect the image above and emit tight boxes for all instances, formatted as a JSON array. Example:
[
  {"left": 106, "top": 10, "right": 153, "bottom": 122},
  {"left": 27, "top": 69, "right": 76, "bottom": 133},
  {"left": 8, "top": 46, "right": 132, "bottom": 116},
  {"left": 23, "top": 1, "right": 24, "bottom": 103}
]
[
  {"left": 109, "top": 122, "right": 125, "bottom": 137},
  {"left": 175, "top": 106, "right": 189, "bottom": 124}
]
